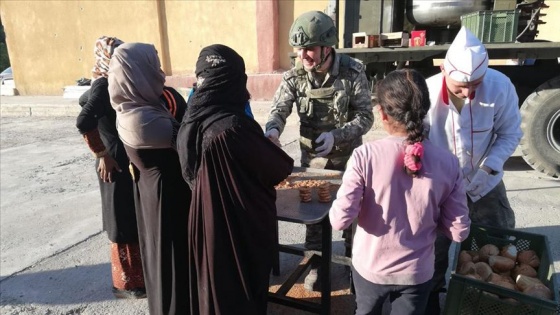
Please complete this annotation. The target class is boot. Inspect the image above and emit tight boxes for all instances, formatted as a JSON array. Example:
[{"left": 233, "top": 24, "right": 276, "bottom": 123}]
[
  {"left": 303, "top": 260, "right": 322, "bottom": 291},
  {"left": 304, "top": 268, "right": 321, "bottom": 291}
]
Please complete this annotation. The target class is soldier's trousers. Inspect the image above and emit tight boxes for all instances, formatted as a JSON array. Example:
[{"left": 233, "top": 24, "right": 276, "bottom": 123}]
[
  {"left": 424, "top": 180, "right": 515, "bottom": 314},
  {"left": 305, "top": 223, "right": 353, "bottom": 258}
]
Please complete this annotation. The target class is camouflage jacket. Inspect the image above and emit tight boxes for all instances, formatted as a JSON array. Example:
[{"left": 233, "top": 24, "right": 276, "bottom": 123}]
[{"left": 266, "top": 52, "right": 373, "bottom": 152}]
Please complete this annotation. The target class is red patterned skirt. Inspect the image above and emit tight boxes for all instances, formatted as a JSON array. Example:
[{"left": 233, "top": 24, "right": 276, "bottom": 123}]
[{"left": 110, "top": 242, "right": 145, "bottom": 290}]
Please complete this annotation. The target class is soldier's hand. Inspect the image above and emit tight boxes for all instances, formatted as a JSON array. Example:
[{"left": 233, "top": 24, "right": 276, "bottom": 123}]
[
  {"left": 265, "top": 128, "right": 282, "bottom": 147},
  {"left": 315, "top": 132, "right": 334, "bottom": 157}
]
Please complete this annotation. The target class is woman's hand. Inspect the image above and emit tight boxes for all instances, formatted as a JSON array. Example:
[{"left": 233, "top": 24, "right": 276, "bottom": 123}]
[{"left": 98, "top": 155, "right": 122, "bottom": 183}]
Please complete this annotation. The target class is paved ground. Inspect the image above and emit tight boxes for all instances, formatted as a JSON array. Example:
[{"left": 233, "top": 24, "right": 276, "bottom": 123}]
[{"left": 1, "top": 96, "right": 559, "bottom": 314}]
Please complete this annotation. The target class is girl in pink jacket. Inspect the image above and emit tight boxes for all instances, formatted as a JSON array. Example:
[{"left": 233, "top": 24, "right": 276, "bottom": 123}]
[{"left": 329, "top": 69, "right": 471, "bottom": 315}]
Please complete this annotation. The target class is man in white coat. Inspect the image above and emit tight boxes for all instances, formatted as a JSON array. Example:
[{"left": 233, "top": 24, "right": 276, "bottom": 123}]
[{"left": 423, "top": 27, "right": 522, "bottom": 314}]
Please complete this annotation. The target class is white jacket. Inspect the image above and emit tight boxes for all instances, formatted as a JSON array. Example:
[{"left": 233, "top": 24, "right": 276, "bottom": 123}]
[{"left": 425, "top": 69, "right": 522, "bottom": 201}]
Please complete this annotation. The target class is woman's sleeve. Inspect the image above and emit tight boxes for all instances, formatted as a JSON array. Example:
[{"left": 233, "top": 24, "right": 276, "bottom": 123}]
[
  {"left": 230, "top": 121, "right": 294, "bottom": 187},
  {"left": 76, "top": 79, "right": 110, "bottom": 134},
  {"left": 75, "top": 79, "right": 110, "bottom": 157},
  {"left": 161, "top": 87, "right": 189, "bottom": 150},
  {"left": 162, "top": 87, "right": 188, "bottom": 122}
]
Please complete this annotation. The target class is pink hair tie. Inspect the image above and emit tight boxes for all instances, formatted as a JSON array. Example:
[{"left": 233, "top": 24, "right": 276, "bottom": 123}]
[
  {"left": 405, "top": 142, "right": 424, "bottom": 157},
  {"left": 404, "top": 142, "right": 424, "bottom": 172}
]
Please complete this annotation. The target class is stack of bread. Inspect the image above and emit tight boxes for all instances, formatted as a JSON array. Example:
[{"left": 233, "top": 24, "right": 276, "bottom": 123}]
[
  {"left": 317, "top": 182, "right": 331, "bottom": 203},
  {"left": 298, "top": 186, "right": 312, "bottom": 203}
]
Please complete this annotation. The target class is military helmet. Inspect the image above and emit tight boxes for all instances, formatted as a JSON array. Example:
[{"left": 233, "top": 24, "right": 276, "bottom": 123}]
[{"left": 289, "top": 11, "right": 338, "bottom": 48}]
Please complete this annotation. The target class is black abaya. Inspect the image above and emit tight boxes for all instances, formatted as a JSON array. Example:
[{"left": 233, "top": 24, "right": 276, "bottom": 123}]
[
  {"left": 125, "top": 147, "right": 191, "bottom": 315},
  {"left": 184, "top": 114, "right": 293, "bottom": 314},
  {"left": 77, "top": 77, "right": 138, "bottom": 243}
]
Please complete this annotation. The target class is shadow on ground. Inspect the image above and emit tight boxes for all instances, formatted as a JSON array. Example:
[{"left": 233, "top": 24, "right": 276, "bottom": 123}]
[{"left": 0, "top": 263, "right": 113, "bottom": 305}]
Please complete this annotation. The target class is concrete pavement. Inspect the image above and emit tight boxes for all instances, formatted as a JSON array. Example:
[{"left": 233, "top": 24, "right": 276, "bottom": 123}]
[{"left": 0, "top": 95, "right": 365, "bottom": 315}]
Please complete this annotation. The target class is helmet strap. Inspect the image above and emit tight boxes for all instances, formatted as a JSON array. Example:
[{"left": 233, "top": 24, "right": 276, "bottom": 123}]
[{"left": 311, "top": 47, "right": 331, "bottom": 73}]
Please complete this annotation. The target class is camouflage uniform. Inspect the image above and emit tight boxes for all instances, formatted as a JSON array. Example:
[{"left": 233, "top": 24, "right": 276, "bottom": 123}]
[{"left": 266, "top": 51, "right": 373, "bottom": 251}]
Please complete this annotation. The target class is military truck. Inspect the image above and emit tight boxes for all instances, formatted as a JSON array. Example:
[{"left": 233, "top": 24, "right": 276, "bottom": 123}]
[{"left": 335, "top": 0, "right": 560, "bottom": 178}]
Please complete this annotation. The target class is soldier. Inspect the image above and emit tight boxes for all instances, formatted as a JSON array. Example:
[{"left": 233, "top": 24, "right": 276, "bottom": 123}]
[{"left": 264, "top": 10, "right": 374, "bottom": 291}]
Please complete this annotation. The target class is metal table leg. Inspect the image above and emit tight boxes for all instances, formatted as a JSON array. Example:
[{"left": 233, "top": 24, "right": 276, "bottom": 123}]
[{"left": 320, "top": 217, "right": 331, "bottom": 315}]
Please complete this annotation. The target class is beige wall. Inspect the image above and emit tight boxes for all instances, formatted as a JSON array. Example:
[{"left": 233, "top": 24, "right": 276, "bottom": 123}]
[
  {"left": 1, "top": 1, "right": 164, "bottom": 95},
  {"left": 0, "top": 0, "right": 262, "bottom": 95},
  {"left": 278, "top": 0, "right": 329, "bottom": 69},
  {"left": 163, "top": 1, "right": 257, "bottom": 76},
  {"left": 0, "top": 0, "right": 332, "bottom": 95},
  {"left": 537, "top": 1, "right": 560, "bottom": 42}
]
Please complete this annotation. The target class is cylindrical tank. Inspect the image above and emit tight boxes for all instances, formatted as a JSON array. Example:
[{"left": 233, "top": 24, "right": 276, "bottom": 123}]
[{"left": 406, "top": 0, "right": 493, "bottom": 27}]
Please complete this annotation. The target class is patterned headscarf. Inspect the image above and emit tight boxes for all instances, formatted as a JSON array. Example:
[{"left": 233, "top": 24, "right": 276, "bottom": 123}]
[{"left": 92, "top": 36, "right": 124, "bottom": 80}]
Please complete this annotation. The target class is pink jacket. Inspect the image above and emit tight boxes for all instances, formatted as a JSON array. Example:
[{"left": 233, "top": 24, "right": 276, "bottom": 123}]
[{"left": 329, "top": 136, "right": 471, "bottom": 285}]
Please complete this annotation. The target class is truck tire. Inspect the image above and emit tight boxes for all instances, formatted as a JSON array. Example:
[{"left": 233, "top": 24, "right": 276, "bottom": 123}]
[{"left": 519, "top": 75, "right": 560, "bottom": 178}]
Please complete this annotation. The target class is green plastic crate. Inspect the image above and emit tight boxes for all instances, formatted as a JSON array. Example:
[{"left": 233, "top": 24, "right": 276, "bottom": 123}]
[
  {"left": 443, "top": 224, "right": 559, "bottom": 315},
  {"left": 461, "top": 10, "right": 519, "bottom": 43}
]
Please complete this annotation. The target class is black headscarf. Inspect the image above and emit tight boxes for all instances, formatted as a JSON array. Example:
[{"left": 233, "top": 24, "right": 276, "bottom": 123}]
[{"left": 178, "top": 44, "right": 251, "bottom": 186}]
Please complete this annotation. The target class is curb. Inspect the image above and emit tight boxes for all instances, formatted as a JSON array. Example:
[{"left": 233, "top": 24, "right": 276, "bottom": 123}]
[
  {"left": 0, "top": 98, "right": 275, "bottom": 118},
  {"left": 0, "top": 99, "right": 384, "bottom": 133},
  {"left": 1, "top": 103, "right": 81, "bottom": 117}
]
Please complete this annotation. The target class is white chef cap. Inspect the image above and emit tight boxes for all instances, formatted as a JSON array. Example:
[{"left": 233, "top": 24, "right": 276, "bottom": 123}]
[{"left": 443, "top": 27, "right": 488, "bottom": 82}]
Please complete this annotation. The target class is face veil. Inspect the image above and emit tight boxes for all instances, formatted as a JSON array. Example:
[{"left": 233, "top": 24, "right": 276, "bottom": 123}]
[
  {"left": 188, "top": 44, "right": 250, "bottom": 113},
  {"left": 178, "top": 44, "right": 251, "bottom": 186}
]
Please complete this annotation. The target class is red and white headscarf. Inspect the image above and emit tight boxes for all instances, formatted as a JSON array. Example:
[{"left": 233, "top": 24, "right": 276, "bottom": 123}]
[
  {"left": 443, "top": 27, "right": 488, "bottom": 82},
  {"left": 92, "top": 36, "right": 124, "bottom": 80}
]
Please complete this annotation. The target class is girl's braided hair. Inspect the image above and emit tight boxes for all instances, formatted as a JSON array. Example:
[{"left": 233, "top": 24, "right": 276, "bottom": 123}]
[{"left": 375, "top": 69, "right": 431, "bottom": 177}]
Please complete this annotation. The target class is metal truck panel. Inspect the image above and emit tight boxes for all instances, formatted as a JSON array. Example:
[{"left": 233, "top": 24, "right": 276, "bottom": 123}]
[{"left": 406, "top": 0, "right": 492, "bottom": 27}]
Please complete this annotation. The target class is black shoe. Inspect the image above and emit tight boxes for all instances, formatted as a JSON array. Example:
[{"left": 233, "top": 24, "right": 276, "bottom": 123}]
[{"left": 112, "top": 287, "right": 147, "bottom": 299}]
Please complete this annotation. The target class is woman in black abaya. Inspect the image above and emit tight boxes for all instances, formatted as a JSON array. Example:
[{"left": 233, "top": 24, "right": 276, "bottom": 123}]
[
  {"left": 177, "top": 44, "right": 293, "bottom": 314},
  {"left": 108, "top": 42, "right": 190, "bottom": 315}
]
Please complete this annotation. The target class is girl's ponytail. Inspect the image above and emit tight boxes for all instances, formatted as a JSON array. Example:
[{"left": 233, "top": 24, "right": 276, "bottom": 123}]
[{"left": 375, "top": 69, "right": 431, "bottom": 177}]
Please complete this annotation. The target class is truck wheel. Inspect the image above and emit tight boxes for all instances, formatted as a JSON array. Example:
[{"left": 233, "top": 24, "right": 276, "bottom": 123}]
[{"left": 519, "top": 76, "right": 560, "bottom": 178}]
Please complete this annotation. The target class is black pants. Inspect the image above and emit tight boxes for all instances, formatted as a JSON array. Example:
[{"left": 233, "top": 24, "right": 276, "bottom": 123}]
[
  {"left": 352, "top": 265, "right": 432, "bottom": 315},
  {"left": 302, "top": 155, "right": 352, "bottom": 256}
]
